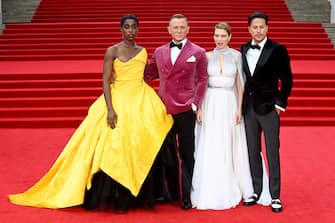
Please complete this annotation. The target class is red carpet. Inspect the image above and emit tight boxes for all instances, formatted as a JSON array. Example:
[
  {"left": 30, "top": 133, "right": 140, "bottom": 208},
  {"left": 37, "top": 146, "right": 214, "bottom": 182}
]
[
  {"left": 0, "top": 0, "right": 335, "bottom": 127},
  {"left": 1, "top": 1, "right": 335, "bottom": 221},
  {"left": 1, "top": 127, "right": 335, "bottom": 223}
]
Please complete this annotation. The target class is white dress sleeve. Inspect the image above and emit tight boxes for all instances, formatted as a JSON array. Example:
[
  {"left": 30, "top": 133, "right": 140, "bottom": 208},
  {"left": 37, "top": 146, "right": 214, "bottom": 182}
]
[{"left": 231, "top": 49, "right": 245, "bottom": 89}]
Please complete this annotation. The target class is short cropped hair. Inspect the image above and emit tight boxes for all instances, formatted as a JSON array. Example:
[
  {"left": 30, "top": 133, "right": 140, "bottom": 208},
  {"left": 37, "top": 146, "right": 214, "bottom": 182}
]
[
  {"left": 248, "top": 12, "right": 268, "bottom": 26},
  {"left": 169, "top": 14, "right": 188, "bottom": 25},
  {"left": 120, "top": 14, "right": 139, "bottom": 27}
]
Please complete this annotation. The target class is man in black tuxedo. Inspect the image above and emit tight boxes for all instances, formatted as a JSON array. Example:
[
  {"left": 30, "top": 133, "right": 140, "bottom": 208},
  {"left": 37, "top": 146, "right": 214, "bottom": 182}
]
[{"left": 241, "top": 12, "right": 293, "bottom": 213}]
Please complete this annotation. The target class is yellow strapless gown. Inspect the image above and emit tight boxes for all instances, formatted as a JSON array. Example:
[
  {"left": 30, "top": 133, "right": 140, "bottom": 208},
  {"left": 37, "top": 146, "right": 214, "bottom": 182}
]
[{"left": 8, "top": 48, "right": 173, "bottom": 208}]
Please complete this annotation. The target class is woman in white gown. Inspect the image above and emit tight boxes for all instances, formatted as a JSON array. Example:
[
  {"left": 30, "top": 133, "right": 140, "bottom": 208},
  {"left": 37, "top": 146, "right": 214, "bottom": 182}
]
[{"left": 191, "top": 22, "right": 271, "bottom": 210}]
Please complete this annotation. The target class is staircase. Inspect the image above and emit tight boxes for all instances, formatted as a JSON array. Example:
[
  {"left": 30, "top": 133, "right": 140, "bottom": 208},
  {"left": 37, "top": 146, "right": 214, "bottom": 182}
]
[
  {"left": 285, "top": 0, "right": 335, "bottom": 47},
  {"left": 0, "top": 0, "right": 335, "bottom": 127},
  {"left": 1, "top": 21, "right": 334, "bottom": 61},
  {"left": 324, "top": 23, "right": 335, "bottom": 46},
  {"left": 1, "top": 0, "right": 41, "bottom": 33},
  {"left": 285, "top": 0, "right": 331, "bottom": 23},
  {"left": 2, "top": 0, "right": 41, "bottom": 24}
]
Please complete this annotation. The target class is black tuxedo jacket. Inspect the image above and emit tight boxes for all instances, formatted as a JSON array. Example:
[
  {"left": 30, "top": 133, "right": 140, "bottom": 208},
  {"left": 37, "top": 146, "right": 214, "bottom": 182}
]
[{"left": 241, "top": 38, "right": 293, "bottom": 115}]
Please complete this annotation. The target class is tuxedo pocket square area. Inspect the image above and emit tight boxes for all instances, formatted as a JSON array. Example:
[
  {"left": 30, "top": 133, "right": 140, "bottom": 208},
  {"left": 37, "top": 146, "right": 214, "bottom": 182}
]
[{"left": 186, "top": 56, "right": 196, "bottom": 62}]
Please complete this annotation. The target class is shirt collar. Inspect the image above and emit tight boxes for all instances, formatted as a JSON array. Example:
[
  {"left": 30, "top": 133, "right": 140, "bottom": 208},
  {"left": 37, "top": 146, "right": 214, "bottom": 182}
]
[
  {"left": 252, "top": 37, "right": 267, "bottom": 50},
  {"left": 172, "top": 38, "right": 187, "bottom": 49}
]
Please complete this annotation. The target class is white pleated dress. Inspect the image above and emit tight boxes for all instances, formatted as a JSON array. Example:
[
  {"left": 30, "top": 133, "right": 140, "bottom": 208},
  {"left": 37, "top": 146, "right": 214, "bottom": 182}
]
[{"left": 191, "top": 48, "right": 271, "bottom": 210}]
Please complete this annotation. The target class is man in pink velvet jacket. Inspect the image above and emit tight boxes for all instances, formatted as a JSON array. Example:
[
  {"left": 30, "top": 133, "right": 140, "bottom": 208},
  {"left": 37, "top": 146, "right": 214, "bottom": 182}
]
[{"left": 145, "top": 14, "right": 208, "bottom": 210}]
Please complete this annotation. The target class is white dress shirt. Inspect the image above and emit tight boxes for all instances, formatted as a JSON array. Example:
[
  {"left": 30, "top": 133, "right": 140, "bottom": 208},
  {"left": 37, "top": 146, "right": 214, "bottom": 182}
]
[
  {"left": 170, "top": 38, "right": 187, "bottom": 65},
  {"left": 246, "top": 37, "right": 267, "bottom": 76}
]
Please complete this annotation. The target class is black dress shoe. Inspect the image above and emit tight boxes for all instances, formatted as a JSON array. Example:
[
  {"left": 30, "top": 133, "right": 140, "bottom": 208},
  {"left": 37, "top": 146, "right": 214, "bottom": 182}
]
[
  {"left": 243, "top": 193, "right": 259, "bottom": 206},
  {"left": 181, "top": 199, "right": 192, "bottom": 210},
  {"left": 271, "top": 199, "right": 282, "bottom": 213}
]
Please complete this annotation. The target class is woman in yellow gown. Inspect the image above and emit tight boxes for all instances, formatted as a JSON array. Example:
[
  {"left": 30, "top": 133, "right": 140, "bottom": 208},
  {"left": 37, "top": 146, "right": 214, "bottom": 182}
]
[{"left": 8, "top": 14, "right": 174, "bottom": 211}]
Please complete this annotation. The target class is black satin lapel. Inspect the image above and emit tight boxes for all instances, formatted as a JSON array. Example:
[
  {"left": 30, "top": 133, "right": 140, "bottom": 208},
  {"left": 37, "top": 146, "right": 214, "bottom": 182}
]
[
  {"left": 254, "top": 42, "right": 273, "bottom": 75},
  {"left": 242, "top": 45, "right": 252, "bottom": 77}
]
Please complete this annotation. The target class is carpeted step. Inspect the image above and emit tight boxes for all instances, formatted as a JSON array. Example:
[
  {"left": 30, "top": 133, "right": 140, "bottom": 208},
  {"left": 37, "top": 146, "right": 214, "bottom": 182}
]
[
  {"left": 1, "top": 95, "right": 334, "bottom": 109},
  {"left": 290, "top": 87, "right": 335, "bottom": 97},
  {"left": 0, "top": 54, "right": 104, "bottom": 61},
  {"left": 0, "top": 96, "right": 98, "bottom": 107},
  {"left": 0, "top": 117, "right": 83, "bottom": 128},
  {"left": 1, "top": 86, "right": 335, "bottom": 98},
  {"left": 2, "top": 32, "right": 330, "bottom": 41},
  {"left": 280, "top": 117, "right": 335, "bottom": 126},
  {"left": 1, "top": 106, "right": 333, "bottom": 118},
  {"left": 292, "top": 79, "right": 335, "bottom": 87},
  {"left": 1, "top": 53, "right": 335, "bottom": 61},
  {"left": 0, "top": 87, "right": 102, "bottom": 98},
  {"left": 288, "top": 97, "right": 335, "bottom": 106},
  {"left": 1, "top": 47, "right": 334, "bottom": 57},
  {"left": 282, "top": 106, "right": 335, "bottom": 117},
  {"left": 1, "top": 36, "right": 328, "bottom": 43},
  {"left": 0, "top": 79, "right": 101, "bottom": 88},
  {"left": 0, "top": 78, "right": 333, "bottom": 89},
  {"left": 0, "top": 107, "right": 89, "bottom": 118},
  {"left": 1, "top": 41, "right": 331, "bottom": 51},
  {"left": 1, "top": 116, "right": 334, "bottom": 128},
  {"left": 0, "top": 48, "right": 105, "bottom": 55},
  {"left": 3, "top": 21, "right": 323, "bottom": 30},
  {"left": 0, "top": 72, "right": 100, "bottom": 81},
  {"left": 0, "top": 115, "right": 333, "bottom": 127},
  {"left": 293, "top": 73, "right": 335, "bottom": 80}
]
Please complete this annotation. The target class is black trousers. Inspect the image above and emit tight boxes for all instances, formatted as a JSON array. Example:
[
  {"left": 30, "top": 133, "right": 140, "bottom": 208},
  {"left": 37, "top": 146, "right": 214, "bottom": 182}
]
[
  {"left": 152, "top": 130, "right": 180, "bottom": 202},
  {"left": 244, "top": 101, "right": 281, "bottom": 199},
  {"left": 170, "top": 109, "right": 196, "bottom": 201}
]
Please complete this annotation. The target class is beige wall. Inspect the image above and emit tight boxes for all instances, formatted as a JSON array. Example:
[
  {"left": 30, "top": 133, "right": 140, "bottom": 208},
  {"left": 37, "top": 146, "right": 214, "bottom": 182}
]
[
  {"left": 331, "top": 0, "right": 335, "bottom": 23},
  {"left": 0, "top": 0, "right": 3, "bottom": 30}
]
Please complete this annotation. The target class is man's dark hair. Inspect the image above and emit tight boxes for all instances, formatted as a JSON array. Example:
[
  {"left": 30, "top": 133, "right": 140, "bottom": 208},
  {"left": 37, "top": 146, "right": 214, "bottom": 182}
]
[
  {"left": 120, "top": 14, "right": 139, "bottom": 27},
  {"left": 248, "top": 12, "right": 268, "bottom": 26}
]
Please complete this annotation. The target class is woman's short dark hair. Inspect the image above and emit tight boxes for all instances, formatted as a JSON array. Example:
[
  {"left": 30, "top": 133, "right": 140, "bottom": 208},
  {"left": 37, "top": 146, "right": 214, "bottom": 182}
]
[
  {"left": 248, "top": 12, "right": 268, "bottom": 26},
  {"left": 120, "top": 14, "right": 139, "bottom": 27}
]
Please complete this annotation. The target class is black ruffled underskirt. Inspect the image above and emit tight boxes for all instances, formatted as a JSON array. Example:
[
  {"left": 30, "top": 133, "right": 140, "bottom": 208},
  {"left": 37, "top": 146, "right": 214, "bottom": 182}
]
[{"left": 82, "top": 132, "right": 180, "bottom": 212}]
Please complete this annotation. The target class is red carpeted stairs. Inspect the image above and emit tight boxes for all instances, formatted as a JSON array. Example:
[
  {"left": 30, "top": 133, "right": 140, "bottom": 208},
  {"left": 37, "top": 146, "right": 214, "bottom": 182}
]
[{"left": 0, "top": 0, "right": 335, "bottom": 127}]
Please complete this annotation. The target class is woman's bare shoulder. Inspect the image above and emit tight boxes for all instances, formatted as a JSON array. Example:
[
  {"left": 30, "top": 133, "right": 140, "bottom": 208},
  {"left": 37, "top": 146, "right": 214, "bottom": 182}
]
[{"left": 105, "top": 43, "right": 121, "bottom": 59}]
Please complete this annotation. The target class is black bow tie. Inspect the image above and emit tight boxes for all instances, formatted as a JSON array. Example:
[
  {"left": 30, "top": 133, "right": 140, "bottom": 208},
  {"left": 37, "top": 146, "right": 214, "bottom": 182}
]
[
  {"left": 250, "top": 44, "right": 261, "bottom": 50},
  {"left": 170, "top": 42, "right": 183, "bottom": 49}
]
